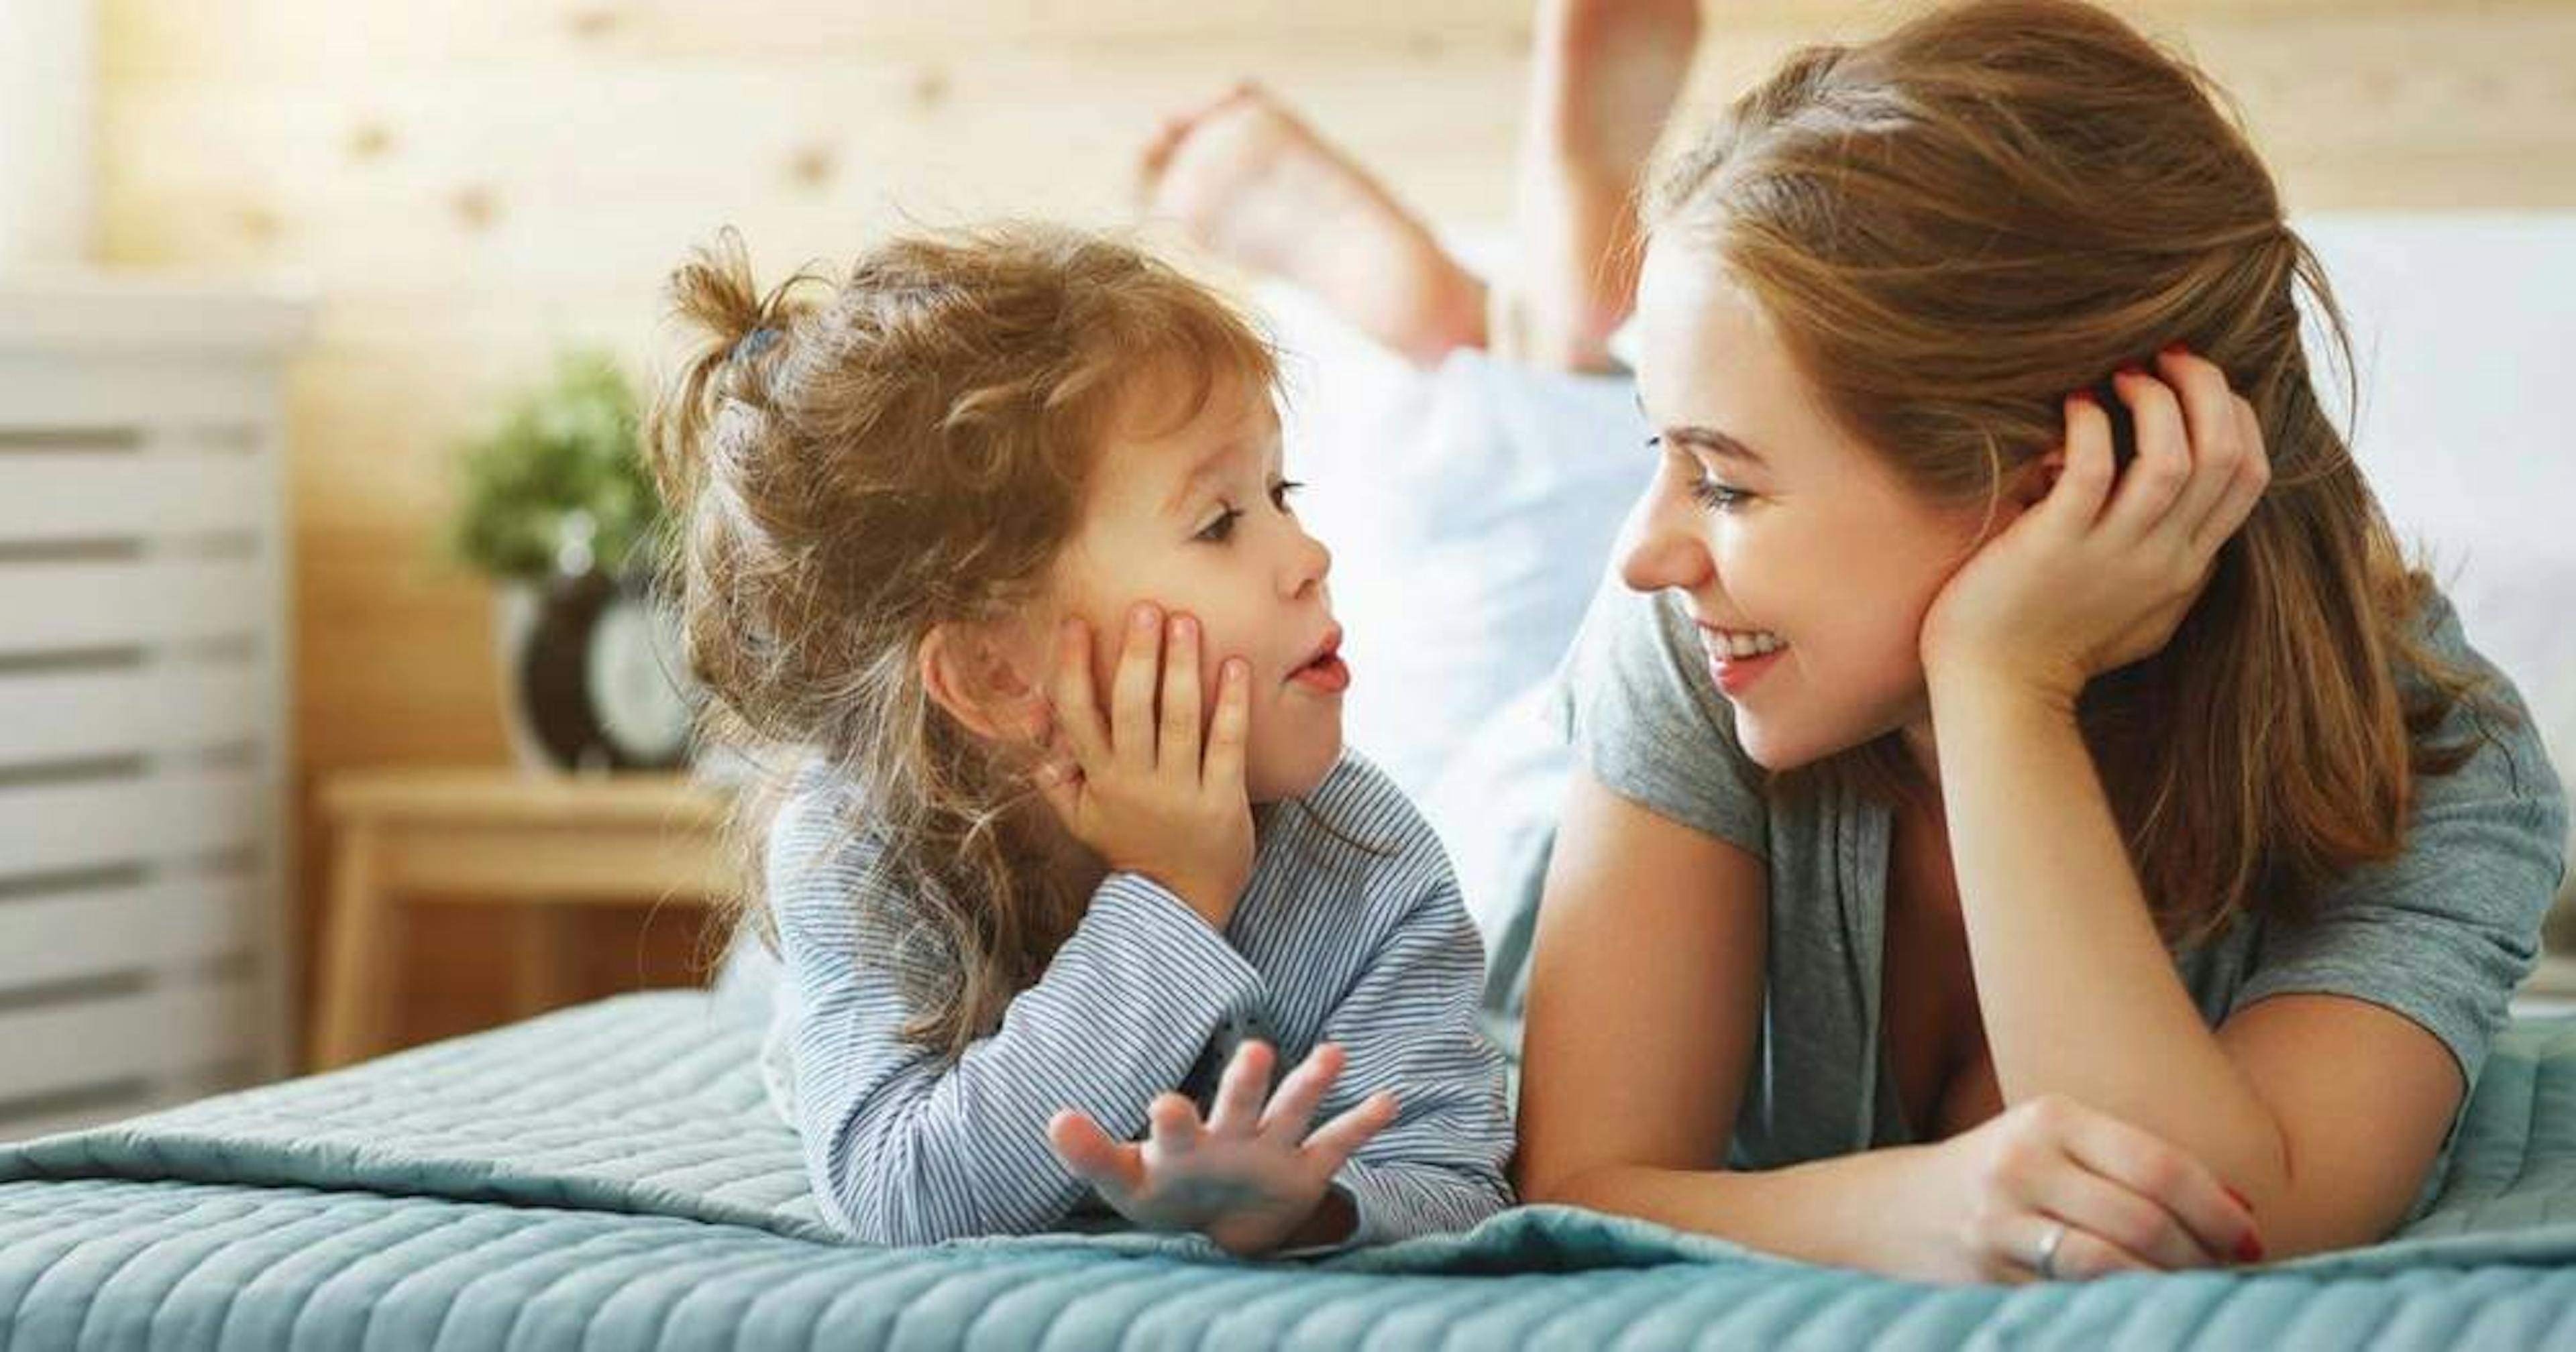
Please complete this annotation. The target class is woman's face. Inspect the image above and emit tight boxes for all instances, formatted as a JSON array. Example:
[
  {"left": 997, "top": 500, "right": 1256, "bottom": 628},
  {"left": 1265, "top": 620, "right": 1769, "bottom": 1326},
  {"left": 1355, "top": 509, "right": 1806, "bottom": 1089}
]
[{"left": 1623, "top": 237, "right": 2001, "bottom": 771}]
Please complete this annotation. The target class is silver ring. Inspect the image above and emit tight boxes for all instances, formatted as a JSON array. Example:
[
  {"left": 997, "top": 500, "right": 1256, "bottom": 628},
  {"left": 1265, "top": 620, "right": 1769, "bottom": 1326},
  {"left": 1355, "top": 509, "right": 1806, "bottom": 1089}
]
[{"left": 2033, "top": 1219, "right": 2069, "bottom": 1281}]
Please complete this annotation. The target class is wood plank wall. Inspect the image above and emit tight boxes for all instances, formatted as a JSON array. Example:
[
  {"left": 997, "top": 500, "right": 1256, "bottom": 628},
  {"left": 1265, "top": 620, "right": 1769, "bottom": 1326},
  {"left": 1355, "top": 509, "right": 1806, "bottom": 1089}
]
[{"left": 95, "top": 0, "right": 2576, "bottom": 1058}]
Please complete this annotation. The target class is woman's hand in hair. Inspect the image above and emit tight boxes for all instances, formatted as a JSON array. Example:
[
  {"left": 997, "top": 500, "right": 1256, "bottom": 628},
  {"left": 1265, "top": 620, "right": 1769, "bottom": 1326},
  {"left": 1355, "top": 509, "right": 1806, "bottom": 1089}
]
[
  {"left": 1918, "top": 348, "right": 2273, "bottom": 714},
  {"left": 1905, "top": 1092, "right": 2265, "bottom": 1284},
  {"left": 1032, "top": 604, "right": 1257, "bottom": 929},
  {"left": 1046, "top": 1040, "right": 1397, "bottom": 1256}
]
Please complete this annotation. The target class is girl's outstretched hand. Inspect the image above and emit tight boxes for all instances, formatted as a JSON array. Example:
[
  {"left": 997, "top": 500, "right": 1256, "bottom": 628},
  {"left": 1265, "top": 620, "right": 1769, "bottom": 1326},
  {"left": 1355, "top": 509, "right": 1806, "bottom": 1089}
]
[
  {"left": 1919, "top": 347, "right": 2273, "bottom": 711},
  {"left": 1047, "top": 1041, "right": 1399, "bottom": 1256},
  {"left": 1030, "top": 603, "right": 1256, "bottom": 929}
]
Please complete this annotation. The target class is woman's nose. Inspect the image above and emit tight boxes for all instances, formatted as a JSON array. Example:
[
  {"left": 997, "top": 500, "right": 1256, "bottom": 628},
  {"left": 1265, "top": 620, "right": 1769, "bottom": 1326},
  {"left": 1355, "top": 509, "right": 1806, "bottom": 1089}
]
[{"left": 1615, "top": 485, "right": 1711, "bottom": 594}]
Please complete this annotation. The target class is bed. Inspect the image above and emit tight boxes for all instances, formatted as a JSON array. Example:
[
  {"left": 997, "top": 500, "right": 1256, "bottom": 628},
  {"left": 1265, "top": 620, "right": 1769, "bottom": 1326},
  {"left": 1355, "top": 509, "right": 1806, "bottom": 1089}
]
[
  {"left": 4, "top": 214, "right": 2574, "bottom": 1349},
  {"left": 7, "top": 992, "right": 2576, "bottom": 1350}
]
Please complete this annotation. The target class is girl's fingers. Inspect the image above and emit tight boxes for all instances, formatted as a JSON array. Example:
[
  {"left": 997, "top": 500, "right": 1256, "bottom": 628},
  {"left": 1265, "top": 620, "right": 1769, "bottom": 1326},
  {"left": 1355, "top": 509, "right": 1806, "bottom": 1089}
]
[
  {"left": 1159, "top": 614, "right": 1204, "bottom": 783},
  {"left": 1201, "top": 659, "right": 1251, "bottom": 792},
  {"left": 1146, "top": 1092, "right": 1205, "bottom": 1155},
  {"left": 2153, "top": 348, "right": 2245, "bottom": 543},
  {"left": 1205, "top": 1039, "right": 1274, "bottom": 1136},
  {"left": 1047, "top": 1110, "right": 1146, "bottom": 1203},
  {"left": 1029, "top": 756, "right": 1083, "bottom": 824},
  {"left": 2046, "top": 393, "right": 2119, "bottom": 533},
  {"left": 1049, "top": 620, "right": 1112, "bottom": 768},
  {"left": 1300, "top": 1090, "right": 1399, "bottom": 1170},
  {"left": 2099, "top": 368, "right": 2193, "bottom": 541},
  {"left": 1111, "top": 604, "right": 1163, "bottom": 772},
  {"left": 1258, "top": 1042, "right": 1347, "bottom": 1141},
  {"left": 2061, "top": 1109, "right": 2263, "bottom": 1265}
]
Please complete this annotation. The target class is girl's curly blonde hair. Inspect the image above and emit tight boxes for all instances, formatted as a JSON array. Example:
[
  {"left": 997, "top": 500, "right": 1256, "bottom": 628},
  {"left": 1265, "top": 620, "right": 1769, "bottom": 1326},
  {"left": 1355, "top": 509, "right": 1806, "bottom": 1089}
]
[{"left": 647, "top": 223, "right": 1277, "bottom": 1058}]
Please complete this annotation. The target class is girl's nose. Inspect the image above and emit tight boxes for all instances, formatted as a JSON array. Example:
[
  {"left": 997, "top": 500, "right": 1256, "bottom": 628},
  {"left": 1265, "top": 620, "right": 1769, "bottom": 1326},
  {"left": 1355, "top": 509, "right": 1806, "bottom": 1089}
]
[
  {"left": 1615, "top": 484, "right": 1712, "bottom": 594},
  {"left": 1283, "top": 526, "right": 1331, "bottom": 600}
]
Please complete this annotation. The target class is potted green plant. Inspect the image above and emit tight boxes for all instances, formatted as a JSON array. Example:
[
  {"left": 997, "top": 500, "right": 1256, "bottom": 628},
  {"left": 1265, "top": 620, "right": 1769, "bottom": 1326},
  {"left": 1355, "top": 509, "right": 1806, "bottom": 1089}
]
[{"left": 450, "top": 350, "right": 694, "bottom": 773}]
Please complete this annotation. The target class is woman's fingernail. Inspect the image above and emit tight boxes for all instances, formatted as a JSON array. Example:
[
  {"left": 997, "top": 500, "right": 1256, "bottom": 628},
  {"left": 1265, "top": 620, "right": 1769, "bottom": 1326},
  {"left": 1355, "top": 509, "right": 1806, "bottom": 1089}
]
[
  {"left": 2235, "top": 1233, "right": 2265, "bottom": 1263},
  {"left": 2161, "top": 341, "right": 2191, "bottom": 358},
  {"left": 1172, "top": 615, "right": 1195, "bottom": 641},
  {"left": 2117, "top": 363, "right": 2147, "bottom": 378},
  {"left": 1132, "top": 604, "right": 1159, "bottom": 632},
  {"left": 2068, "top": 389, "right": 2097, "bottom": 406}
]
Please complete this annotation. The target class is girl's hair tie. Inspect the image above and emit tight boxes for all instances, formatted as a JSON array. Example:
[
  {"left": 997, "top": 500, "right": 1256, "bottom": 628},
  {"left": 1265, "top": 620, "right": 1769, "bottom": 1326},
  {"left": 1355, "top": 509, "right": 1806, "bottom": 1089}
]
[{"left": 731, "top": 325, "right": 782, "bottom": 363}]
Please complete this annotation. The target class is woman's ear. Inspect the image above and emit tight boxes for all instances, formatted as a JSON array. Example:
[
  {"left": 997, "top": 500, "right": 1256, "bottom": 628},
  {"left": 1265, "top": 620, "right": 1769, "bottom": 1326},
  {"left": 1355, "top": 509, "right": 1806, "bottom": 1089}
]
[
  {"left": 2011, "top": 451, "right": 2067, "bottom": 510},
  {"left": 918, "top": 621, "right": 1040, "bottom": 743}
]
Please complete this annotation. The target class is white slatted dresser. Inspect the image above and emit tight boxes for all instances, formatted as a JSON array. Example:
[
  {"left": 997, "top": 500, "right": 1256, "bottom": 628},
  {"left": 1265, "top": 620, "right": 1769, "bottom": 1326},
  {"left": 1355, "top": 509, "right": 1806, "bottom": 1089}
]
[{"left": 0, "top": 276, "right": 307, "bottom": 1141}]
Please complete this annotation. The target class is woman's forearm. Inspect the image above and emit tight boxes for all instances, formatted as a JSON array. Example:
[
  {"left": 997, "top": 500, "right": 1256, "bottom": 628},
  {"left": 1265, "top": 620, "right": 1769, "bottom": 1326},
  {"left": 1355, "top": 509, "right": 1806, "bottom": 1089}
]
[
  {"left": 1927, "top": 673, "right": 2291, "bottom": 1201},
  {"left": 1538, "top": 1147, "right": 1944, "bottom": 1275}
]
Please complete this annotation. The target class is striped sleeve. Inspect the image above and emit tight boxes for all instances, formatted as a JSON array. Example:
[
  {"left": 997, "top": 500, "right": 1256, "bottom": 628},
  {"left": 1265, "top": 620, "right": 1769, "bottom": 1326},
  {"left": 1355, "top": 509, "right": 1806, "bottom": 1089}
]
[
  {"left": 1291, "top": 766, "right": 1517, "bottom": 1247},
  {"left": 1324, "top": 880, "right": 1517, "bottom": 1245},
  {"left": 777, "top": 835, "right": 1267, "bottom": 1244}
]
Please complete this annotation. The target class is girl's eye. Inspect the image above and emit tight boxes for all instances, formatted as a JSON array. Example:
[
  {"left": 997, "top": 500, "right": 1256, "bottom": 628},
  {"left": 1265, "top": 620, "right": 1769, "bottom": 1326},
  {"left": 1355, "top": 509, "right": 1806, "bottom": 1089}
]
[
  {"left": 1270, "top": 479, "right": 1305, "bottom": 512},
  {"left": 1194, "top": 506, "right": 1244, "bottom": 543}
]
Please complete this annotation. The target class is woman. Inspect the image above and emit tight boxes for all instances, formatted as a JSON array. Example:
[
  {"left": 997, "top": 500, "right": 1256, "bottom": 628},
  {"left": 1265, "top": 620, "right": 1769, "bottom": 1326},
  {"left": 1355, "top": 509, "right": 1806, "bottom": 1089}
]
[{"left": 1514, "top": 0, "right": 2567, "bottom": 1284}]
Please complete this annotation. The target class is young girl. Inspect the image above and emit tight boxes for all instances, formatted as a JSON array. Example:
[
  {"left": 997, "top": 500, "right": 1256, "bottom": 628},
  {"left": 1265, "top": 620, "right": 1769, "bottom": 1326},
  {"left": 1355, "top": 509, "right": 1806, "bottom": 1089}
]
[{"left": 648, "top": 224, "right": 1512, "bottom": 1253}]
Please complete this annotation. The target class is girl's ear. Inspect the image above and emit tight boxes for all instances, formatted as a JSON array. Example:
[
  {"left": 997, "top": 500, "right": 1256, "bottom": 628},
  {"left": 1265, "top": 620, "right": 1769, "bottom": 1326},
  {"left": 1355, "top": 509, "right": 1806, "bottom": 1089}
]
[{"left": 918, "top": 621, "right": 1040, "bottom": 743}]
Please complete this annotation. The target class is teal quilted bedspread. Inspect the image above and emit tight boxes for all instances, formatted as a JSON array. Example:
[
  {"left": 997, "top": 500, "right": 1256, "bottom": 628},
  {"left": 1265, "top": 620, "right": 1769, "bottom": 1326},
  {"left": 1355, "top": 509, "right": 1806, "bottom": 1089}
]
[{"left": 3, "top": 993, "right": 2573, "bottom": 1349}]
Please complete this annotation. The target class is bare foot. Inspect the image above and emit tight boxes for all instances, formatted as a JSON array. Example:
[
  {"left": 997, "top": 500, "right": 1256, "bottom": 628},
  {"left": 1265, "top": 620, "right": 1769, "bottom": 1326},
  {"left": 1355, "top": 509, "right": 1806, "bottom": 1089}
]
[
  {"left": 1501, "top": 0, "right": 1700, "bottom": 372},
  {"left": 1140, "top": 84, "right": 1487, "bottom": 368}
]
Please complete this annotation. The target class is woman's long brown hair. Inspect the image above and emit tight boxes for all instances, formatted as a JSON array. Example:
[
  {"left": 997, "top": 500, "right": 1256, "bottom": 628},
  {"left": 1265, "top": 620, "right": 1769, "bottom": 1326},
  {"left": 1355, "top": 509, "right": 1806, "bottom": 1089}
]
[{"left": 1652, "top": 0, "right": 2500, "bottom": 942}]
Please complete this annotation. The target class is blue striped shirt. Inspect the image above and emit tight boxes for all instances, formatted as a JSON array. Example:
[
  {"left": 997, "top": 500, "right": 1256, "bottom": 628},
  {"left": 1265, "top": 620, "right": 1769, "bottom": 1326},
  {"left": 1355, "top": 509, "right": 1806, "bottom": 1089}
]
[{"left": 761, "top": 751, "right": 1515, "bottom": 1248}]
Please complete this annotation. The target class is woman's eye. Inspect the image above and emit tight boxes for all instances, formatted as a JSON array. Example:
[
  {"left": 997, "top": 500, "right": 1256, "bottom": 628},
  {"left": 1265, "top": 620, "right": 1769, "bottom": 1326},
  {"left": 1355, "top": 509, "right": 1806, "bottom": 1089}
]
[
  {"left": 1690, "top": 477, "right": 1749, "bottom": 512},
  {"left": 1269, "top": 479, "right": 1305, "bottom": 512},
  {"left": 1194, "top": 506, "right": 1244, "bottom": 543}
]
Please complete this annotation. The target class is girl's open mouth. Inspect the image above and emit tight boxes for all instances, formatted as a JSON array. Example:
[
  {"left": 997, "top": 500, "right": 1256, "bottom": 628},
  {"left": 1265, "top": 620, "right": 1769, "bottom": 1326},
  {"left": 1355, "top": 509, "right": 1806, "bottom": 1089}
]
[{"left": 1290, "top": 627, "right": 1349, "bottom": 693}]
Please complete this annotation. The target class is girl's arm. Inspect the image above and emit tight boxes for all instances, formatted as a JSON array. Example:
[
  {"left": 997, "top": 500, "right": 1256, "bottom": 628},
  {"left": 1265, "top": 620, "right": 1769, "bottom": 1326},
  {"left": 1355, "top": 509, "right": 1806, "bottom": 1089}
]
[
  {"left": 786, "top": 869, "right": 1267, "bottom": 1245},
  {"left": 1309, "top": 864, "right": 1517, "bottom": 1245},
  {"left": 1520, "top": 771, "right": 2256, "bottom": 1282}
]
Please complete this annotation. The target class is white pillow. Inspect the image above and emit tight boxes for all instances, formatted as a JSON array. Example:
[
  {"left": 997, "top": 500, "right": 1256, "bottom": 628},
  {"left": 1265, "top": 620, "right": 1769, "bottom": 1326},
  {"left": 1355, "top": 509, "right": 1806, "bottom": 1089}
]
[{"left": 1264, "top": 283, "right": 1646, "bottom": 802}]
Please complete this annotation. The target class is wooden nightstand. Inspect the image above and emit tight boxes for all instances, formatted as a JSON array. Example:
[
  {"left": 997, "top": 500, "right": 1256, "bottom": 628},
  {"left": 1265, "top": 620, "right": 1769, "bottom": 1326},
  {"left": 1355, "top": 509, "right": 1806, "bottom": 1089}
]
[{"left": 312, "top": 767, "right": 735, "bottom": 1069}]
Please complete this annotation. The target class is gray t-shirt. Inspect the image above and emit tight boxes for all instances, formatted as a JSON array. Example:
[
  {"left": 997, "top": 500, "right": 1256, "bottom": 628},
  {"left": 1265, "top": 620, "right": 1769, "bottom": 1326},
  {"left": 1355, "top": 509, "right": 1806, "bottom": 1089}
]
[{"left": 1557, "top": 577, "right": 2571, "bottom": 1170}]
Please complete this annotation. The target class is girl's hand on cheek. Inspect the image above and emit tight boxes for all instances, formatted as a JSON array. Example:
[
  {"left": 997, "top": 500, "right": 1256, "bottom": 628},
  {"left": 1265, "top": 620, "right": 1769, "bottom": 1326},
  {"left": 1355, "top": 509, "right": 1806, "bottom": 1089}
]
[
  {"left": 1030, "top": 604, "right": 1256, "bottom": 929},
  {"left": 1918, "top": 349, "right": 2272, "bottom": 712}
]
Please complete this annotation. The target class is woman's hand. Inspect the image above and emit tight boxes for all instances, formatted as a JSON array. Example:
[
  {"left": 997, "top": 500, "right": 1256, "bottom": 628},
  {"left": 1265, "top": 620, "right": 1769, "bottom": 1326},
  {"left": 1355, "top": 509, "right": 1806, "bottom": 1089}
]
[
  {"left": 1919, "top": 348, "right": 2273, "bottom": 712},
  {"left": 1047, "top": 1041, "right": 1399, "bottom": 1256},
  {"left": 1896, "top": 1094, "right": 2265, "bottom": 1284},
  {"left": 1030, "top": 603, "right": 1256, "bottom": 929}
]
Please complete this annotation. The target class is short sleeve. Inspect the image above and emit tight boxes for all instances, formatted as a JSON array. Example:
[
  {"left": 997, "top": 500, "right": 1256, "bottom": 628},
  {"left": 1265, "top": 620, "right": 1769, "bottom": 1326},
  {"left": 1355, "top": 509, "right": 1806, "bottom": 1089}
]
[
  {"left": 2235, "top": 596, "right": 2572, "bottom": 1090},
  {"left": 1550, "top": 574, "right": 1770, "bottom": 857}
]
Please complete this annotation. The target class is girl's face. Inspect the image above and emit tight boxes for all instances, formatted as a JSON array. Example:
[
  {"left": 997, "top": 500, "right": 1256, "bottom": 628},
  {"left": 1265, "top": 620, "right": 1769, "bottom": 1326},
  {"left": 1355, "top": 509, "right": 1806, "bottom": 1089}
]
[
  {"left": 1044, "top": 370, "right": 1344, "bottom": 803},
  {"left": 1624, "top": 238, "right": 1999, "bottom": 771}
]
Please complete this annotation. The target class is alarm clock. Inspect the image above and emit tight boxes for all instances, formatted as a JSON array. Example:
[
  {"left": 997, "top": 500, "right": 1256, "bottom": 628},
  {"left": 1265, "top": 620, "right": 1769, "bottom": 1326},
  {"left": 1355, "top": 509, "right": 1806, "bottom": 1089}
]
[{"left": 516, "top": 569, "right": 697, "bottom": 771}]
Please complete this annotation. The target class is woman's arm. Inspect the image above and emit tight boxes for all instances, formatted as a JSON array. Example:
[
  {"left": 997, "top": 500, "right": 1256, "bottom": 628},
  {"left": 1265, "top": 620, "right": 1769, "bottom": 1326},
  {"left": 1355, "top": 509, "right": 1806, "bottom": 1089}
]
[
  {"left": 1523, "top": 769, "right": 2261, "bottom": 1282},
  {"left": 1919, "top": 353, "right": 2472, "bottom": 1255},
  {"left": 1928, "top": 677, "right": 2459, "bottom": 1254},
  {"left": 1519, "top": 769, "right": 1943, "bottom": 1272}
]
